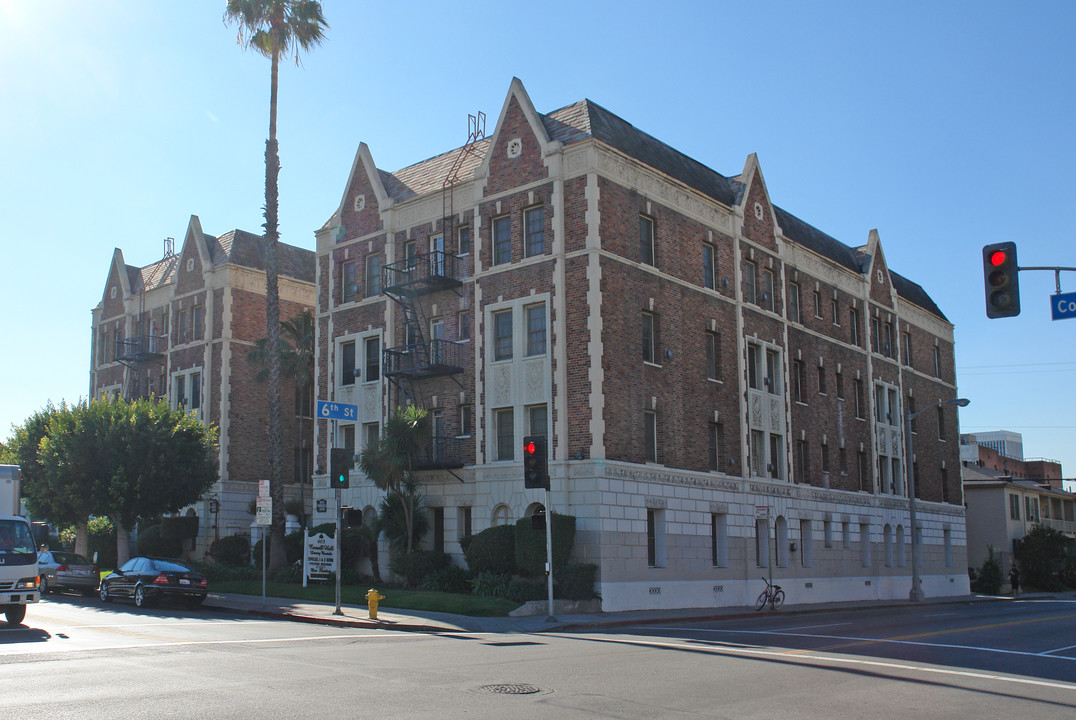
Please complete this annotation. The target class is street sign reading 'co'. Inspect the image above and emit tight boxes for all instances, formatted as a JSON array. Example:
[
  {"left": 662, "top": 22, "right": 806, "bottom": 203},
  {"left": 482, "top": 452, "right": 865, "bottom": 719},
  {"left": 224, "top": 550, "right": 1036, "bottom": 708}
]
[{"left": 1050, "top": 291, "right": 1076, "bottom": 321}]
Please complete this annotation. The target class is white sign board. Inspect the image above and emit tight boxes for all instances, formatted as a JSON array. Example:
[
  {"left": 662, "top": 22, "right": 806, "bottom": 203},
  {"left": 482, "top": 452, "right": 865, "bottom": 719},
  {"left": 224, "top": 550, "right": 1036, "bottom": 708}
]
[
  {"left": 304, "top": 532, "right": 336, "bottom": 581},
  {"left": 256, "top": 498, "right": 272, "bottom": 526},
  {"left": 755, "top": 505, "right": 770, "bottom": 520},
  {"left": 258, "top": 479, "right": 270, "bottom": 498}
]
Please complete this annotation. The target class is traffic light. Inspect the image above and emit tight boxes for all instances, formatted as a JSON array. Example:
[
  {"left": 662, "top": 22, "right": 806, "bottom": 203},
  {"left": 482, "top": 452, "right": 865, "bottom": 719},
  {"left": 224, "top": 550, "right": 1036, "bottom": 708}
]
[
  {"left": 523, "top": 435, "right": 549, "bottom": 489},
  {"left": 983, "top": 242, "right": 1020, "bottom": 318},
  {"left": 329, "top": 448, "right": 350, "bottom": 489}
]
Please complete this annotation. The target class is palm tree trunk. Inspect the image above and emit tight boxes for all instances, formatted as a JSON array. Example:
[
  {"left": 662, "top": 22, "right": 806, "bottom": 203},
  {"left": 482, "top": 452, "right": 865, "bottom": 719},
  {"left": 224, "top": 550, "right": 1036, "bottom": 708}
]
[{"left": 265, "top": 46, "right": 287, "bottom": 572}]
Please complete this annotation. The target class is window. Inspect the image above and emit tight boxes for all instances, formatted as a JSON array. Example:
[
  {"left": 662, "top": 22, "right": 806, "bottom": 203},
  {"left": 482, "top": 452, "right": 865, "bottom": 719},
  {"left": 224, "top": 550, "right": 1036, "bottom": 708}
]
[
  {"left": 708, "top": 422, "right": 724, "bottom": 471},
  {"left": 933, "top": 346, "right": 941, "bottom": 377},
  {"left": 639, "top": 215, "right": 655, "bottom": 266},
  {"left": 870, "top": 317, "right": 880, "bottom": 353},
  {"left": 1025, "top": 496, "right": 1040, "bottom": 522},
  {"left": 858, "top": 450, "right": 869, "bottom": 491},
  {"left": 365, "top": 255, "right": 381, "bottom": 298},
  {"left": 854, "top": 379, "right": 865, "bottom": 419},
  {"left": 788, "top": 282, "right": 800, "bottom": 323},
  {"left": 177, "top": 310, "right": 189, "bottom": 343},
  {"left": 457, "top": 310, "right": 472, "bottom": 341},
  {"left": 765, "top": 349, "right": 780, "bottom": 395},
  {"left": 888, "top": 388, "right": 898, "bottom": 425},
  {"left": 792, "top": 360, "right": 805, "bottom": 403},
  {"left": 817, "top": 365, "right": 827, "bottom": 395},
  {"left": 430, "top": 317, "right": 445, "bottom": 363},
  {"left": 647, "top": 508, "right": 666, "bottom": 567},
  {"left": 342, "top": 260, "right": 358, "bottom": 303},
  {"left": 1009, "top": 494, "right": 1021, "bottom": 520},
  {"left": 849, "top": 307, "right": 860, "bottom": 346},
  {"left": 492, "top": 215, "right": 511, "bottom": 265},
  {"left": 644, "top": 411, "right": 658, "bottom": 463},
  {"left": 459, "top": 404, "right": 473, "bottom": 437},
  {"left": 458, "top": 507, "right": 473, "bottom": 542},
  {"left": 831, "top": 299, "right": 839, "bottom": 325},
  {"left": 937, "top": 405, "right": 946, "bottom": 439},
  {"left": 796, "top": 439, "right": 809, "bottom": 482},
  {"left": 743, "top": 260, "right": 757, "bottom": 305},
  {"left": 747, "top": 344, "right": 762, "bottom": 390},
  {"left": 524, "top": 206, "right": 545, "bottom": 257},
  {"left": 293, "top": 446, "right": 313, "bottom": 485},
  {"left": 813, "top": 290, "right": 822, "bottom": 318},
  {"left": 749, "top": 429, "right": 764, "bottom": 476},
  {"left": 821, "top": 443, "right": 830, "bottom": 473},
  {"left": 702, "top": 244, "right": 716, "bottom": 289},
  {"left": 711, "top": 513, "right": 728, "bottom": 567},
  {"left": 884, "top": 322, "right": 894, "bottom": 358},
  {"left": 525, "top": 304, "right": 546, "bottom": 356},
  {"left": 527, "top": 404, "right": 548, "bottom": 438},
  {"left": 835, "top": 369, "right": 844, "bottom": 399},
  {"left": 761, "top": 269, "right": 774, "bottom": 311},
  {"left": 173, "top": 369, "right": 202, "bottom": 419},
  {"left": 404, "top": 240, "right": 417, "bottom": 270},
  {"left": 458, "top": 225, "right": 471, "bottom": 256},
  {"left": 493, "top": 310, "right": 512, "bottom": 361},
  {"left": 642, "top": 312, "right": 657, "bottom": 364},
  {"left": 364, "top": 337, "right": 380, "bottom": 382},
  {"left": 768, "top": 434, "right": 782, "bottom": 479},
  {"left": 429, "top": 234, "right": 445, "bottom": 276},
  {"left": 494, "top": 408, "right": 514, "bottom": 461},
  {"left": 875, "top": 384, "right": 886, "bottom": 423},
  {"left": 705, "top": 331, "right": 719, "bottom": 380},
  {"left": 902, "top": 332, "right": 912, "bottom": 367},
  {"left": 363, "top": 422, "right": 379, "bottom": 450},
  {"left": 340, "top": 341, "right": 356, "bottom": 386},
  {"left": 192, "top": 305, "right": 204, "bottom": 340},
  {"left": 839, "top": 447, "right": 847, "bottom": 475}
]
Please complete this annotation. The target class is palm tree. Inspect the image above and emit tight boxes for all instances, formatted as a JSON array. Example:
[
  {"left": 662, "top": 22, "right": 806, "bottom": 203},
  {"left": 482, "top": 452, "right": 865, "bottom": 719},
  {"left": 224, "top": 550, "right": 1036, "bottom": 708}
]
[
  {"left": 358, "top": 404, "right": 432, "bottom": 555},
  {"left": 225, "top": 0, "right": 327, "bottom": 571}
]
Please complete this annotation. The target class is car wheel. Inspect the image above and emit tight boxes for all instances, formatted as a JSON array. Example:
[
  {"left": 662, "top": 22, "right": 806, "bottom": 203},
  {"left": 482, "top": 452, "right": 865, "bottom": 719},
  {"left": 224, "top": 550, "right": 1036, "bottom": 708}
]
[
  {"left": 134, "top": 584, "right": 149, "bottom": 608},
  {"left": 39, "top": 577, "right": 49, "bottom": 595},
  {"left": 100, "top": 584, "right": 111, "bottom": 603},
  {"left": 4, "top": 605, "right": 27, "bottom": 626}
]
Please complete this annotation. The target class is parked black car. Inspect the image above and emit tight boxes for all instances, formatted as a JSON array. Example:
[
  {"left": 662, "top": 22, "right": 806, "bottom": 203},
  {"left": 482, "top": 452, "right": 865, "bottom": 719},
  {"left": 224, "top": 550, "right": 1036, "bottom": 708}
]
[{"left": 99, "top": 557, "right": 207, "bottom": 609}]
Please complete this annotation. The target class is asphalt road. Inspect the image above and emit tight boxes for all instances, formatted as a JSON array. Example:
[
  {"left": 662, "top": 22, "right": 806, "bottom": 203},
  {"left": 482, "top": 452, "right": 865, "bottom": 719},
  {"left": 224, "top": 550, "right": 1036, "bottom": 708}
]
[{"left": 3, "top": 592, "right": 1074, "bottom": 719}]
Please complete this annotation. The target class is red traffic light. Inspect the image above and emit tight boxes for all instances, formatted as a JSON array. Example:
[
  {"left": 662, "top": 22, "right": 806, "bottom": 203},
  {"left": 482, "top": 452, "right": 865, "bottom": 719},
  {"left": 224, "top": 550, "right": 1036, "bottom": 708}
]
[
  {"left": 524, "top": 441, "right": 537, "bottom": 456},
  {"left": 989, "top": 250, "right": 1008, "bottom": 267}
]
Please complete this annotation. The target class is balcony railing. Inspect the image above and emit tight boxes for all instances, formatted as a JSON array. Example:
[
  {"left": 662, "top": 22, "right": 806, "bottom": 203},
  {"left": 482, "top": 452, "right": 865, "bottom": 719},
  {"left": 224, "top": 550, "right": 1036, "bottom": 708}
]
[
  {"left": 413, "top": 436, "right": 467, "bottom": 471},
  {"left": 384, "top": 339, "right": 464, "bottom": 379},
  {"left": 115, "top": 335, "right": 167, "bottom": 363},
  {"left": 382, "top": 251, "right": 461, "bottom": 296}
]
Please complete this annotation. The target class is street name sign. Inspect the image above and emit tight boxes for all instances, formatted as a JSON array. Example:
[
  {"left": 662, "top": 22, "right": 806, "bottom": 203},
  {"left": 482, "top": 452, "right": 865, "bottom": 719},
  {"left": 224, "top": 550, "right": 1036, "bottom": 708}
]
[
  {"left": 1050, "top": 291, "right": 1076, "bottom": 321},
  {"left": 316, "top": 400, "right": 358, "bottom": 421}
]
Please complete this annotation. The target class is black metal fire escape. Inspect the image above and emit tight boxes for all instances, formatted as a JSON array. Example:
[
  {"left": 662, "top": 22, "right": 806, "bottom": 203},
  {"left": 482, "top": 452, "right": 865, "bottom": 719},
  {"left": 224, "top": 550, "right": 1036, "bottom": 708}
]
[{"left": 115, "top": 239, "right": 172, "bottom": 400}]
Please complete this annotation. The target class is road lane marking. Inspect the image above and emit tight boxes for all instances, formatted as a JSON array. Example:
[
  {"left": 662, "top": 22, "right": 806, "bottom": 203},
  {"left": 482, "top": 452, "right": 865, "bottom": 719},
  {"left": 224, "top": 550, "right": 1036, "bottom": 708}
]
[
  {"left": 569, "top": 635, "right": 1076, "bottom": 692},
  {"left": 771, "top": 622, "right": 851, "bottom": 631},
  {"left": 1042, "top": 644, "right": 1076, "bottom": 656}
]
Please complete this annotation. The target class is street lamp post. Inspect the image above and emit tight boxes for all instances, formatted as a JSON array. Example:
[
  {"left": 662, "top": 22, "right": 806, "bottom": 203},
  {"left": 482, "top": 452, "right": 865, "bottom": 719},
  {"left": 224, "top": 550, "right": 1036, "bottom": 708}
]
[{"left": 905, "top": 397, "right": 969, "bottom": 602}]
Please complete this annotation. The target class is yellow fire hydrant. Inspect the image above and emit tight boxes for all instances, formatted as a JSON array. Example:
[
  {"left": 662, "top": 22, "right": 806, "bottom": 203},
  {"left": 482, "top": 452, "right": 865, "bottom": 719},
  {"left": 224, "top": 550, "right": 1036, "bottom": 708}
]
[{"left": 366, "top": 588, "right": 385, "bottom": 620}]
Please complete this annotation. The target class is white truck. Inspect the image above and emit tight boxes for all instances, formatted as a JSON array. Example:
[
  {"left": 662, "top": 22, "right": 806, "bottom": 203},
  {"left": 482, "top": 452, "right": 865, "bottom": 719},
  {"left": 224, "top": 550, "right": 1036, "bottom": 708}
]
[{"left": 1, "top": 464, "right": 39, "bottom": 626}]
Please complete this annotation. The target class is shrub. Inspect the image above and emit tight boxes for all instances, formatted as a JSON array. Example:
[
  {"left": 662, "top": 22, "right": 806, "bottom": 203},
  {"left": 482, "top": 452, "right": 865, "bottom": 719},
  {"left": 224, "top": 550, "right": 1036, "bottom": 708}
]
[
  {"left": 89, "top": 517, "right": 117, "bottom": 569},
  {"left": 210, "top": 534, "right": 251, "bottom": 567},
  {"left": 253, "top": 530, "right": 306, "bottom": 569},
  {"left": 272, "top": 563, "right": 304, "bottom": 584},
  {"left": 137, "top": 523, "right": 184, "bottom": 559},
  {"left": 190, "top": 561, "right": 259, "bottom": 583},
  {"left": 390, "top": 550, "right": 450, "bottom": 588},
  {"left": 515, "top": 513, "right": 575, "bottom": 577},
  {"left": 464, "top": 524, "right": 516, "bottom": 576},
  {"left": 508, "top": 577, "right": 547, "bottom": 603},
  {"left": 421, "top": 565, "right": 472, "bottom": 594},
  {"left": 970, "top": 546, "right": 1003, "bottom": 595},
  {"left": 1015, "top": 524, "right": 1068, "bottom": 591},
  {"left": 555, "top": 563, "right": 598, "bottom": 600},
  {"left": 471, "top": 571, "right": 513, "bottom": 599}
]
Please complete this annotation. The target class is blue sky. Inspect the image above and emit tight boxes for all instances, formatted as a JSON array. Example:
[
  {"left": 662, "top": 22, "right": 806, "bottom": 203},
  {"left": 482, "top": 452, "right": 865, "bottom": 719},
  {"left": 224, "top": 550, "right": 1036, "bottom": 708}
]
[{"left": 2, "top": 1, "right": 1074, "bottom": 486}]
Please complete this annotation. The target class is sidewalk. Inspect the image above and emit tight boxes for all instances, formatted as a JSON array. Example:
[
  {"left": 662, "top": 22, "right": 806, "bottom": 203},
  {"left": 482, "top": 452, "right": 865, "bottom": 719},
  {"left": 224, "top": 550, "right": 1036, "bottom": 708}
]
[{"left": 203, "top": 589, "right": 1070, "bottom": 634}]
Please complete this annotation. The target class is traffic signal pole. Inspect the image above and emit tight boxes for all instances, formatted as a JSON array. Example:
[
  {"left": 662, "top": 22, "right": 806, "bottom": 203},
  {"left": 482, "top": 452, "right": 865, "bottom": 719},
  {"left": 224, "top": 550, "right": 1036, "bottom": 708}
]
[{"left": 544, "top": 486, "right": 556, "bottom": 623}]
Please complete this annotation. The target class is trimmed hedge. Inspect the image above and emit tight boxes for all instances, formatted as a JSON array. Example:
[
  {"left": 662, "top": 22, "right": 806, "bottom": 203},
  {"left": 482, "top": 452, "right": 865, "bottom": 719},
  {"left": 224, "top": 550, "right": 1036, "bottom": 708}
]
[
  {"left": 210, "top": 534, "right": 250, "bottom": 567},
  {"left": 390, "top": 550, "right": 451, "bottom": 588},
  {"left": 555, "top": 563, "right": 598, "bottom": 600},
  {"left": 515, "top": 513, "right": 575, "bottom": 577},
  {"left": 464, "top": 524, "right": 516, "bottom": 575}
]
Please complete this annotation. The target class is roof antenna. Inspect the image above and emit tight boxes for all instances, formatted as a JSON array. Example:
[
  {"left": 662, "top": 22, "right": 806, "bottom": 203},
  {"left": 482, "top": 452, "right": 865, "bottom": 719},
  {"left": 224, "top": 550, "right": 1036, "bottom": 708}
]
[{"left": 163, "top": 237, "right": 175, "bottom": 259}]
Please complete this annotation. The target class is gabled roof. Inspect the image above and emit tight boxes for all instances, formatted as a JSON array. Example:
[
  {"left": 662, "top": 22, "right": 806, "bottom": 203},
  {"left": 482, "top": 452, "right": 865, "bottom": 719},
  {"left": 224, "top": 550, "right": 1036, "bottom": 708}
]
[
  {"left": 208, "top": 229, "right": 315, "bottom": 284},
  {"left": 362, "top": 87, "right": 946, "bottom": 322},
  {"left": 125, "top": 256, "right": 178, "bottom": 294}
]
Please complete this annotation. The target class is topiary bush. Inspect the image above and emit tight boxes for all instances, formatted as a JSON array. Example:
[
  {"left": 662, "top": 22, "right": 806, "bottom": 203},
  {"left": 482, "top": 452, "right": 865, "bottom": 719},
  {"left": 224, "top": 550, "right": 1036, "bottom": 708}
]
[
  {"left": 389, "top": 550, "right": 450, "bottom": 588},
  {"left": 210, "top": 534, "right": 251, "bottom": 567},
  {"left": 421, "top": 565, "right": 472, "bottom": 594},
  {"left": 515, "top": 513, "right": 575, "bottom": 577},
  {"left": 970, "top": 546, "right": 1003, "bottom": 595},
  {"left": 464, "top": 524, "right": 517, "bottom": 576},
  {"left": 554, "top": 563, "right": 598, "bottom": 600}
]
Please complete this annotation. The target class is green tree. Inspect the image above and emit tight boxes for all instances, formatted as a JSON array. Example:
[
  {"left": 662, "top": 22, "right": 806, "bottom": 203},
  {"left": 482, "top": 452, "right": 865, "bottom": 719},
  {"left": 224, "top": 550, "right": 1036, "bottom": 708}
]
[
  {"left": 225, "top": 0, "right": 327, "bottom": 571},
  {"left": 1015, "top": 524, "right": 1070, "bottom": 591},
  {"left": 358, "top": 404, "right": 432, "bottom": 555}
]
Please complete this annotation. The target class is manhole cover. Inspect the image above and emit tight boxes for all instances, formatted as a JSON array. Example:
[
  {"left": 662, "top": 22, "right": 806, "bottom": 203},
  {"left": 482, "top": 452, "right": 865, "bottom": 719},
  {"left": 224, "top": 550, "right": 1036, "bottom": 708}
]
[{"left": 482, "top": 683, "right": 541, "bottom": 695}]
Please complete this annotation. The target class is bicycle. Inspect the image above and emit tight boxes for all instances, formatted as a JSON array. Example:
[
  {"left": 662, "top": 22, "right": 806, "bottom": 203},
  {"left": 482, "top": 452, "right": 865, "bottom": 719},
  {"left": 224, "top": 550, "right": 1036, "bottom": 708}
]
[{"left": 754, "top": 576, "right": 785, "bottom": 611}]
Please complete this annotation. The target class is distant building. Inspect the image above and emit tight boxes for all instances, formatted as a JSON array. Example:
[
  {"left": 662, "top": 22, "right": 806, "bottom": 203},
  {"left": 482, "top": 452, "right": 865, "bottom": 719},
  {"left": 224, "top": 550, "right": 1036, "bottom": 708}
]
[
  {"left": 313, "top": 79, "right": 968, "bottom": 611},
  {"left": 961, "top": 432, "right": 1062, "bottom": 487},
  {"left": 963, "top": 430, "right": 1023, "bottom": 463},
  {"left": 89, "top": 216, "right": 315, "bottom": 555}
]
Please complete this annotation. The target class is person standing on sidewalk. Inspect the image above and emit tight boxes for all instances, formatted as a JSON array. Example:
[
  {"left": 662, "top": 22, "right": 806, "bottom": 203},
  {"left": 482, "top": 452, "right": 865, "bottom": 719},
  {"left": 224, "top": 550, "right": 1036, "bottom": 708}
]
[{"left": 1008, "top": 565, "right": 1020, "bottom": 596}]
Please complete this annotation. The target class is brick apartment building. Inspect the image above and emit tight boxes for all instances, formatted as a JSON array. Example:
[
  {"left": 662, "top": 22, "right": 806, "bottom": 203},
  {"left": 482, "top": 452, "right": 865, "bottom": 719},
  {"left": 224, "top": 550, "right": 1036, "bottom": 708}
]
[
  {"left": 90, "top": 215, "right": 315, "bottom": 555},
  {"left": 312, "top": 79, "right": 968, "bottom": 611}
]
